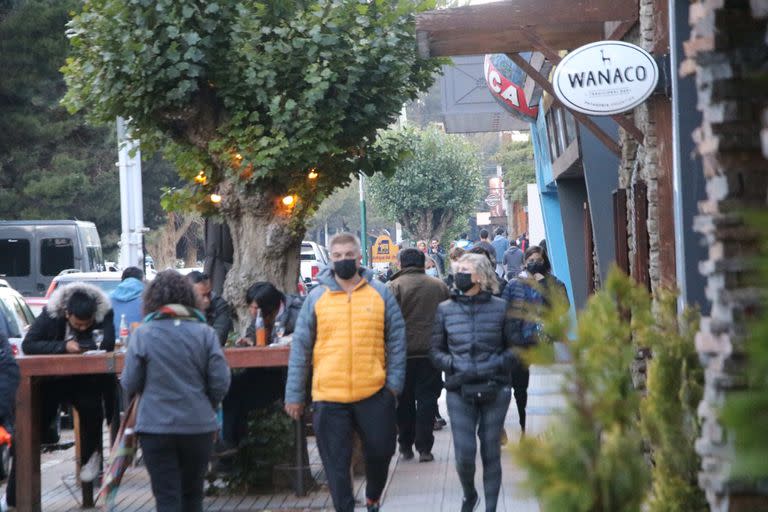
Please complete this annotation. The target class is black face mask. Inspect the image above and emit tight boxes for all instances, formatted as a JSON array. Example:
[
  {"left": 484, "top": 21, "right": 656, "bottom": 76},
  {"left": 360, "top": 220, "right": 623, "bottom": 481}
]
[
  {"left": 454, "top": 272, "right": 474, "bottom": 292},
  {"left": 334, "top": 259, "right": 358, "bottom": 280},
  {"left": 526, "top": 261, "right": 546, "bottom": 275}
]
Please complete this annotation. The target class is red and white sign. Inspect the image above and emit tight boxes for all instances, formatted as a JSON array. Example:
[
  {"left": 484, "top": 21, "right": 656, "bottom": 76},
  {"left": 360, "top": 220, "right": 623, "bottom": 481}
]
[{"left": 483, "top": 55, "right": 539, "bottom": 120}]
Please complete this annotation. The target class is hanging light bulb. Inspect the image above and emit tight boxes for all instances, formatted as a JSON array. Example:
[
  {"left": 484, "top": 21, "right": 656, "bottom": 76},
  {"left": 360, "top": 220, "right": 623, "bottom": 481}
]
[
  {"left": 282, "top": 195, "right": 296, "bottom": 207},
  {"left": 210, "top": 193, "right": 222, "bottom": 204},
  {"left": 308, "top": 168, "right": 319, "bottom": 180},
  {"left": 194, "top": 170, "right": 207, "bottom": 185}
]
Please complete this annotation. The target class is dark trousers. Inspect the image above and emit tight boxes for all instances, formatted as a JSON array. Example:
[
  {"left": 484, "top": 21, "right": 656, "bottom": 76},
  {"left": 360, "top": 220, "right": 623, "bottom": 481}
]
[
  {"left": 511, "top": 363, "right": 530, "bottom": 431},
  {"left": 5, "top": 444, "right": 15, "bottom": 507},
  {"left": 446, "top": 387, "right": 511, "bottom": 512},
  {"left": 6, "top": 376, "right": 105, "bottom": 507},
  {"left": 222, "top": 368, "right": 286, "bottom": 445},
  {"left": 41, "top": 376, "right": 105, "bottom": 465},
  {"left": 139, "top": 432, "right": 214, "bottom": 512},
  {"left": 397, "top": 358, "right": 441, "bottom": 454},
  {"left": 313, "top": 388, "right": 397, "bottom": 512}
]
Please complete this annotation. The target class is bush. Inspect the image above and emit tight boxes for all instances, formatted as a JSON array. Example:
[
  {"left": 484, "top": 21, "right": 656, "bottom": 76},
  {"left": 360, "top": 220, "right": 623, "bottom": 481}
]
[{"left": 225, "top": 404, "right": 295, "bottom": 493}]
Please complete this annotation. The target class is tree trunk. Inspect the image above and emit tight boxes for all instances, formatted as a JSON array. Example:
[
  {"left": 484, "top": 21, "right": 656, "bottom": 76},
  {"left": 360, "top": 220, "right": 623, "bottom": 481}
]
[{"left": 220, "top": 184, "right": 305, "bottom": 333}]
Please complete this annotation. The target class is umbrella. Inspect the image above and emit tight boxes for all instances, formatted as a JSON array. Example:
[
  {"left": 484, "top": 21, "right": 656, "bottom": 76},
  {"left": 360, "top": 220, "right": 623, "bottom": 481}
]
[{"left": 97, "top": 395, "right": 140, "bottom": 510}]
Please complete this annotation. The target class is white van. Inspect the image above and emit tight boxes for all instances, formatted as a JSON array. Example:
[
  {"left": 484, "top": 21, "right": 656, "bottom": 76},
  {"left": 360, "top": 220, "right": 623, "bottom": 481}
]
[{"left": 0, "top": 220, "right": 105, "bottom": 296}]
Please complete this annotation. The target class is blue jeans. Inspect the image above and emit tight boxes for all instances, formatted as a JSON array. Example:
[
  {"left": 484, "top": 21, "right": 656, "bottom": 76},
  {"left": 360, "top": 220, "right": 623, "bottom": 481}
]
[{"left": 446, "top": 387, "right": 512, "bottom": 512}]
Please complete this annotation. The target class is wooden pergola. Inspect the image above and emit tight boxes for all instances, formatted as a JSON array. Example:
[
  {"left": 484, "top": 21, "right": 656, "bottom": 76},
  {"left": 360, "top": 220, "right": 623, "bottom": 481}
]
[{"left": 416, "top": 0, "right": 643, "bottom": 153}]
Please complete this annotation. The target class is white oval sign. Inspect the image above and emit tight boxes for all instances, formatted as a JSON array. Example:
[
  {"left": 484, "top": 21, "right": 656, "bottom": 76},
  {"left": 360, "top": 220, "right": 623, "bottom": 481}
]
[{"left": 552, "top": 41, "right": 659, "bottom": 116}]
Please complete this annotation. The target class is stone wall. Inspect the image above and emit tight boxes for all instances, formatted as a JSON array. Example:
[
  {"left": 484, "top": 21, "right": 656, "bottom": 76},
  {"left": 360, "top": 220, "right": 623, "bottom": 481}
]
[{"left": 683, "top": 1, "right": 768, "bottom": 510}]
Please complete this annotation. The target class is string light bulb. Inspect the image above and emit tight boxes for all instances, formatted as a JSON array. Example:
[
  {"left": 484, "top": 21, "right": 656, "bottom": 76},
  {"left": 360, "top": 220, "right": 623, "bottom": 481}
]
[
  {"left": 194, "top": 171, "right": 208, "bottom": 185},
  {"left": 282, "top": 195, "right": 296, "bottom": 207},
  {"left": 210, "top": 193, "right": 222, "bottom": 204},
  {"left": 308, "top": 169, "right": 319, "bottom": 180}
]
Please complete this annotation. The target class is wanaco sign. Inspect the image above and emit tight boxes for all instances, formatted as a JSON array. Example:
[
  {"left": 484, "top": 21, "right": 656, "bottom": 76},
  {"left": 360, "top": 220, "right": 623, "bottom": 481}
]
[{"left": 552, "top": 41, "right": 659, "bottom": 116}]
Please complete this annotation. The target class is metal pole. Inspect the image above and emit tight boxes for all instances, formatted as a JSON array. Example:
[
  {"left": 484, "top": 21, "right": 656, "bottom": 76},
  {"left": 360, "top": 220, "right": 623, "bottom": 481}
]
[
  {"left": 359, "top": 172, "right": 369, "bottom": 266},
  {"left": 116, "top": 117, "right": 145, "bottom": 270}
]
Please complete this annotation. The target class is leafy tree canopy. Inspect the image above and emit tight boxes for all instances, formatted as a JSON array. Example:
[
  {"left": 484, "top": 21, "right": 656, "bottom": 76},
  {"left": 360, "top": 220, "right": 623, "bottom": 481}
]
[
  {"left": 0, "top": 0, "right": 179, "bottom": 255},
  {"left": 62, "top": 0, "right": 441, "bottom": 222},
  {"left": 368, "top": 126, "right": 483, "bottom": 242},
  {"left": 495, "top": 138, "right": 534, "bottom": 202}
]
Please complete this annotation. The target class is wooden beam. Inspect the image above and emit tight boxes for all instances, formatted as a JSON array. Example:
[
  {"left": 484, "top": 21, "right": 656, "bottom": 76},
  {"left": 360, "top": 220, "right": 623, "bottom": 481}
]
[
  {"left": 416, "top": 0, "right": 638, "bottom": 34},
  {"left": 520, "top": 27, "right": 646, "bottom": 144},
  {"left": 607, "top": 19, "right": 638, "bottom": 40},
  {"left": 421, "top": 23, "right": 603, "bottom": 57},
  {"left": 506, "top": 53, "right": 622, "bottom": 157}
]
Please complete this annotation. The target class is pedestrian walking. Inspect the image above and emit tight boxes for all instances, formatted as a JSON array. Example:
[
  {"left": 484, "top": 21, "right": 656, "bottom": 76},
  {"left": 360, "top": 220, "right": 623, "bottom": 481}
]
[
  {"left": 469, "top": 246, "right": 507, "bottom": 297},
  {"left": 491, "top": 228, "right": 509, "bottom": 277},
  {"left": 428, "top": 239, "right": 446, "bottom": 274},
  {"left": 387, "top": 249, "right": 450, "bottom": 463},
  {"left": 502, "top": 245, "right": 568, "bottom": 434},
  {"left": 121, "top": 270, "right": 231, "bottom": 512},
  {"left": 475, "top": 229, "right": 495, "bottom": 260},
  {"left": 443, "top": 246, "right": 467, "bottom": 289},
  {"left": 502, "top": 240, "right": 525, "bottom": 280},
  {"left": 285, "top": 233, "right": 406, "bottom": 512},
  {"left": 22, "top": 283, "right": 116, "bottom": 483},
  {"left": 430, "top": 253, "right": 517, "bottom": 512},
  {"left": 425, "top": 255, "right": 442, "bottom": 279},
  {"left": 0, "top": 331, "right": 19, "bottom": 512},
  {"left": 186, "top": 271, "right": 233, "bottom": 345},
  {"left": 110, "top": 266, "right": 145, "bottom": 334}
]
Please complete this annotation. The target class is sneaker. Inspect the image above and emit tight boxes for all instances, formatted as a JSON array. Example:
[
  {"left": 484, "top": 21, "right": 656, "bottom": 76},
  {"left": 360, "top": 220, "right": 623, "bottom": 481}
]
[
  {"left": 461, "top": 492, "right": 479, "bottom": 512},
  {"left": 366, "top": 498, "right": 380, "bottom": 511},
  {"left": 399, "top": 447, "right": 414, "bottom": 460},
  {"left": 418, "top": 452, "right": 434, "bottom": 463},
  {"left": 79, "top": 452, "right": 101, "bottom": 483}
]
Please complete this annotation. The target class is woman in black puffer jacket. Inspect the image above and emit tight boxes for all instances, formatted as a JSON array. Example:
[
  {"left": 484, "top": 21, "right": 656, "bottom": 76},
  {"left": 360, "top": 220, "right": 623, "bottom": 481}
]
[{"left": 430, "top": 253, "right": 517, "bottom": 512}]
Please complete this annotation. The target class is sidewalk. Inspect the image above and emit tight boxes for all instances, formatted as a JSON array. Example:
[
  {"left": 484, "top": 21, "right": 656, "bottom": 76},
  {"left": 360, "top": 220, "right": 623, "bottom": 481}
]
[{"left": 1, "top": 365, "right": 565, "bottom": 511}]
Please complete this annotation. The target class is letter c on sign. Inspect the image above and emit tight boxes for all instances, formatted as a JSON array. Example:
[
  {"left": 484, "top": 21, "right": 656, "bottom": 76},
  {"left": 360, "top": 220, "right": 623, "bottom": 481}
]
[
  {"left": 624, "top": 67, "right": 634, "bottom": 82},
  {"left": 489, "top": 70, "right": 502, "bottom": 94}
]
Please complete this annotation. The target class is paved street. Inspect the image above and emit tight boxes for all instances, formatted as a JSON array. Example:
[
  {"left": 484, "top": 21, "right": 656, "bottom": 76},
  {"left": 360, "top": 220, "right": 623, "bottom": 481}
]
[{"left": 1, "top": 366, "right": 565, "bottom": 511}]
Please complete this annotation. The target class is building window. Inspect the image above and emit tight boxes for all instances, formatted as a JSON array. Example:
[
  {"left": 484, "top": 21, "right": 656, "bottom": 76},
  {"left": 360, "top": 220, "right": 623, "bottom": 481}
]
[
  {"left": 40, "top": 238, "right": 75, "bottom": 276},
  {"left": 546, "top": 109, "right": 560, "bottom": 161},
  {"left": 564, "top": 109, "right": 578, "bottom": 146}
]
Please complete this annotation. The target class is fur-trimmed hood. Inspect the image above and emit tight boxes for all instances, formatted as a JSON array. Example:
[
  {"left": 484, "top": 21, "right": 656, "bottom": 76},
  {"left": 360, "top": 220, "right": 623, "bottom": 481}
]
[{"left": 46, "top": 282, "right": 112, "bottom": 323}]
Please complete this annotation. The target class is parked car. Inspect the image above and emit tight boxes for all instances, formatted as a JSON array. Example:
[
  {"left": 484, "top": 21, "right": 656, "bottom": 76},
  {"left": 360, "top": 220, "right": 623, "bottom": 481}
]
[
  {"left": 0, "top": 220, "right": 105, "bottom": 297},
  {"left": 300, "top": 241, "right": 329, "bottom": 288},
  {"left": 0, "top": 279, "right": 36, "bottom": 357}
]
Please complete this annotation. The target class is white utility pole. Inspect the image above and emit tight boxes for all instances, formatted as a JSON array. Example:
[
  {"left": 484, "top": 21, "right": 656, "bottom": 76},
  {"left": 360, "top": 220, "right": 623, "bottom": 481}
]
[{"left": 116, "top": 117, "right": 145, "bottom": 270}]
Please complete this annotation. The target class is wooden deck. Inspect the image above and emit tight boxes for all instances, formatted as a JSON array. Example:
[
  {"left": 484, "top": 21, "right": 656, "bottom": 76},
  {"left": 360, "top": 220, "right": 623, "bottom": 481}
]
[{"left": 2, "top": 366, "right": 566, "bottom": 511}]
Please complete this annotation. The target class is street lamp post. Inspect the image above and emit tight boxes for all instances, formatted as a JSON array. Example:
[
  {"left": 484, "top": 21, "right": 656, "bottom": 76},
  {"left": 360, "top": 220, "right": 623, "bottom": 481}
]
[{"left": 359, "top": 172, "right": 369, "bottom": 267}]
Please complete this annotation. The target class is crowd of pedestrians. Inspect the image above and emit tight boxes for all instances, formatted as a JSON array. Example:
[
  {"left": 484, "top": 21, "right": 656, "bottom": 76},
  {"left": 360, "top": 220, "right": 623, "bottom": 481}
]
[{"left": 0, "top": 228, "right": 566, "bottom": 512}]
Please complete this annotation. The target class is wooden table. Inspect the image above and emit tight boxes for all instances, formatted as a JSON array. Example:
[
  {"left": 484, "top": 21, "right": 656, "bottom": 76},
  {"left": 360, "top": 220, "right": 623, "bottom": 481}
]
[{"left": 14, "top": 345, "right": 291, "bottom": 512}]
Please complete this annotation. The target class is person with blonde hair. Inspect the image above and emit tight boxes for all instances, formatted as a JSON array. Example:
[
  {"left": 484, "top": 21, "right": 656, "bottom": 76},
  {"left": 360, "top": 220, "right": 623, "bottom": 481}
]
[{"left": 430, "top": 253, "right": 517, "bottom": 512}]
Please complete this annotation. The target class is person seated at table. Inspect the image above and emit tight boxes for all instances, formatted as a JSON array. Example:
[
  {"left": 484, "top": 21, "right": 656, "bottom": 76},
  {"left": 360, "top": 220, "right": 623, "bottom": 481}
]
[
  {"left": 21, "top": 282, "right": 116, "bottom": 484},
  {"left": 218, "top": 282, "right": 303, "bottom": 454},
  {"left": 1, "top": 330, "right": 20, "bottom": 511},
  {"left": 186, "top": 271, "right": 233, "bottom": 346}
]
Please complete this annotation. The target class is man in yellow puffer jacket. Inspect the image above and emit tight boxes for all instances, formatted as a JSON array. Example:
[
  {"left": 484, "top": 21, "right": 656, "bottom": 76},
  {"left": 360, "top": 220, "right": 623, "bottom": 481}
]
[{"left": 285, "top": 233, "right": 406, "bottom": 512}]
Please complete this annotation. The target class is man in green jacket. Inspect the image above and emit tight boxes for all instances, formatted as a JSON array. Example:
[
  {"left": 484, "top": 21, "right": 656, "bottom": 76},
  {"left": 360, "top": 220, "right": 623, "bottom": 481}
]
[{"left": 387, "top": 248, "right": 450, "bottom": 462}]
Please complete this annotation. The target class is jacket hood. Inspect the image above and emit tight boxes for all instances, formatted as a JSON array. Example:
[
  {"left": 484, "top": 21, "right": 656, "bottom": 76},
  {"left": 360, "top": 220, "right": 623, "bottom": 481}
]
[
  {"left": 390, "top": 267, "right": 424, "bottom": 281},
  {"left": 316, "top": 266, "right": 375, "bottom": 291},
  {"left": 47, "top": 281, "right": 112, "bottom": 322},
  {"left": 110, "top": 278, "right": 145, "bottom": 303}
]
